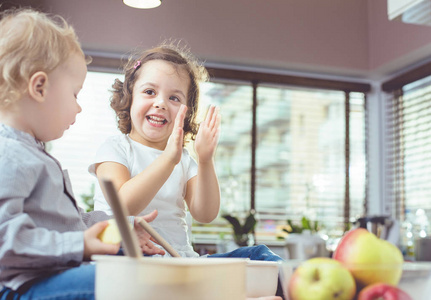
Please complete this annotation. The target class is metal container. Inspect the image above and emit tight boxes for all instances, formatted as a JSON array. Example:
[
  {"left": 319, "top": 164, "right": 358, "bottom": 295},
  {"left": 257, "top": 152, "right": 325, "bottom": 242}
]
[
  {"left": 415, "top": 237, "right": 431, "bottom": 261},
  {"left": 284, "top": 231, "right": 327, "bottom": 260},
  {"left": 356, "top": 215, "right": 394, "bottom": 239}
]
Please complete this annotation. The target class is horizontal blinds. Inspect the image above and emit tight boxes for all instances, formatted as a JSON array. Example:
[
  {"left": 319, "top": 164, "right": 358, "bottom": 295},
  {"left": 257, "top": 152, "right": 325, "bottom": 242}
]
[
  {"left": 349, "top": 92, "right": 367, "bottom": 223},
  {"left": 385, "top": 75, "right": 431, "bottom": 221},
  {"left": 253, "top": 85, "right": 366, "bottom": 235},
  {"left": 256, "top": 86, "right": 346, "bottom": 225},
  {"left": 193, "top": 82, "right": 367, "bottom": 243},
  {"left": 191, "top": 82, "right": 253, "bottom": 242}
]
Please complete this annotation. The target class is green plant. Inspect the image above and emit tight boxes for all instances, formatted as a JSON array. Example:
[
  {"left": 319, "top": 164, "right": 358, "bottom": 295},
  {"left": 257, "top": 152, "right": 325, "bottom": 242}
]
[
  {"left": 283, "top": 216, "right": 320, "bottom": 234},
  {"left": 80, "top": 183, "right": 95, "bottom": 212},
  {"left": 222, "top": 210, "right": 257, "bottom": 246}
]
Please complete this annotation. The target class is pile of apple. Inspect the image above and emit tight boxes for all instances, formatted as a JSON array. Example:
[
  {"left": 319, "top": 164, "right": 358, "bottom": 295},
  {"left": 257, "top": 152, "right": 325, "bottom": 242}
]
[{"left": 288, "top": 228, "right": 412, "bottom": 300}]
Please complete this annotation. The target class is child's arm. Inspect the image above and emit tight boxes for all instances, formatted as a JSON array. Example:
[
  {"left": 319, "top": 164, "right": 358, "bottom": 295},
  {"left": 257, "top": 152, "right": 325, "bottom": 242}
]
[
  {"left": 185, "top": 106, "right": 221, "bottom": 223},
  {"left": 95, "top": 105, "right": 188, "bottom": 215}
]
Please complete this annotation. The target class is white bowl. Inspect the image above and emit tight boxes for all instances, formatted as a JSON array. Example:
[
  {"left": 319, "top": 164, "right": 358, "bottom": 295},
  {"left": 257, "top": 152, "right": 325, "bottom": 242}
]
[
  {"left": 246, "top": 260, "right": 279, "bottom": 298},
  {"left": 93, "top": 255, "right": 246, "bottom": 300},
  {"left": 246, "top": 260, "right": 280, "bottom": 297}
]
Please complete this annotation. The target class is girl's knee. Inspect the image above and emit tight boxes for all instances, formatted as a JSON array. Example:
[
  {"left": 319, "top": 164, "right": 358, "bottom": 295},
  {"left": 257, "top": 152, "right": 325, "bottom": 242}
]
[
  {"left": 255, "top": 244, "right": 270, "bottom": 251},
  {"left": 253, "top": 244, "right": 282, "bottom": 261}
]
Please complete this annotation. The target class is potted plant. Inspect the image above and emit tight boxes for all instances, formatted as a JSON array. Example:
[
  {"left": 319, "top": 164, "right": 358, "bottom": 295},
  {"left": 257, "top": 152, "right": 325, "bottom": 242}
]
[
  {"left": 222, "top": 210, "right": 257, "bottom": 247},
  {"left": 80, "top": 183, "right": 95, "bottom": 212},
  {"left": 283, "top": 216, "right": 320, "bottom": 234},
  {"left": 283, "top": 216, "right": 327, "bottom": 259}
]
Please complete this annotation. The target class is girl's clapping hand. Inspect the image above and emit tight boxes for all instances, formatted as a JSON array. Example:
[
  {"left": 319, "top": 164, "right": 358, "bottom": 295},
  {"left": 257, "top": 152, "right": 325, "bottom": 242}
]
[
  {"left": 164, "top": 104, "right": 187, "bottom": 165},
  {"left": 195, "top": 105, "right": 221, "bottom": 163}
]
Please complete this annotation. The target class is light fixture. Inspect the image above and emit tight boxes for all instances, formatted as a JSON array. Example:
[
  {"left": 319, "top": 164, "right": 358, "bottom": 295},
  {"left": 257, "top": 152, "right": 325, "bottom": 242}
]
[{"left": 123, "top": 0, "right": 161, "bottom": 9}]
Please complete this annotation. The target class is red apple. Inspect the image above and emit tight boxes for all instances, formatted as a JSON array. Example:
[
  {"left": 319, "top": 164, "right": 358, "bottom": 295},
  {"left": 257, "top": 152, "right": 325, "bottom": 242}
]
[
  {"left": 358, "top": 283, "right": 412, "bottom": 300},
  {"left": 333, "top": 228, "right": 403, "bottom": 288},
  {"left": 288, "top": 257, "right": 356, "bottom": 300}
]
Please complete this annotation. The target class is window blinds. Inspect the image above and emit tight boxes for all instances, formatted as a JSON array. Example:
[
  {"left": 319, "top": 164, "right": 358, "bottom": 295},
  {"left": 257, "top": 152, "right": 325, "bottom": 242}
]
[
  {"left": 385, "top": 75, "right": 431, "bottom": 221},
  {"left": 192, "top": 81, "right": 367, "bottom": 242}
]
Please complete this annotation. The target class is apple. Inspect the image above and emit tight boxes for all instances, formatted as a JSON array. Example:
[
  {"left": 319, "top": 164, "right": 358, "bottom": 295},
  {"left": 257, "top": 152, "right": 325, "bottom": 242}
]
[
  {"left": 288, "top": 257, "right": 356, "bottom": 300},
  {"left": 333, "top": 228, "right": 403, "bottom": 288},
  {"left": 358, "top": 283, "right": 412, "bottom": 300},
  {"left": 97, "top": 219, "right": 122, "bottom": 244}
]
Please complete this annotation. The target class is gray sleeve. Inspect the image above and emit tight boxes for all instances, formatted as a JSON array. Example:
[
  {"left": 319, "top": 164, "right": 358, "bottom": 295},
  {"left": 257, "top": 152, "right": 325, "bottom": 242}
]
[
  {"left": 79, "top": 207, "right": 111, "bottom": 226},
  {"left": 0, "top": 161, "right": 83, "bottom": 269}
]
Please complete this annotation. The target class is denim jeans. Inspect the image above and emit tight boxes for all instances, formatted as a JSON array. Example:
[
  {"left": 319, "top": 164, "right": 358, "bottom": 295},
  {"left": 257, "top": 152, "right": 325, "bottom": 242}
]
[
  {"left": 209, "top": 244, "right": 283, "bottom": 261},
  {"left": 0, "top": 245, "right": 284, "bottom": 300},
  {"left": 0, "top": 264, "right": 96, "bottom": 300}
]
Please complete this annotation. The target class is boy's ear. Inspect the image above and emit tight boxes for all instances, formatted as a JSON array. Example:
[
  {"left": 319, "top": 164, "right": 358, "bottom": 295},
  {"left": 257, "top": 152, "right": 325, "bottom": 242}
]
[{"left": 28, "top": 71, "right": 48, "bottom": 103}]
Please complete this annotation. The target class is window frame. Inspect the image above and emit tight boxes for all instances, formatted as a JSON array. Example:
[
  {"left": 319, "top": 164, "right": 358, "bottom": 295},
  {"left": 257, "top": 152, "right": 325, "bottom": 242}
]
[{"left": 382, "top": 56, "right": 431, "bottom": 226}]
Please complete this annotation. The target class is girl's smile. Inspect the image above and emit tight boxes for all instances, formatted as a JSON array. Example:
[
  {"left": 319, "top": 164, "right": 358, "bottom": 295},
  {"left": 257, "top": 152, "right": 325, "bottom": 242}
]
[
  {"left": 146, "top": 114, "right": 168, "bottom": 126},
  {"left": 129, "top": 59, "right": 190, "bottom": 149}
]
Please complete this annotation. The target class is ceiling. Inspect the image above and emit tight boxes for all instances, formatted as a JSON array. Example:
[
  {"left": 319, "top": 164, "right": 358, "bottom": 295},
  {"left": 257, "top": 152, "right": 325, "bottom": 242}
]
[{"left": 4, "top": 0, "right": 431, "bottom": 82}]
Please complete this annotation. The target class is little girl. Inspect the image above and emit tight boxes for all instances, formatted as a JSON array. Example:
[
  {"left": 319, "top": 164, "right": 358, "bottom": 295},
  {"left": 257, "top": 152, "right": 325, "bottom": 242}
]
[{"left": 90, "top": 41, "right": 284, "bottom": 299}]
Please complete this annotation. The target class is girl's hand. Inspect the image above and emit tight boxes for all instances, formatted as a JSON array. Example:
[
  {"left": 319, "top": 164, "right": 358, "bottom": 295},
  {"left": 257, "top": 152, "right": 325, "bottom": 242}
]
[
  {"left": 195, "top": 105, "right": 221, "bottom": 163},
  {"left": 83, "top": 221, "right": 120, "bottom": 260},
  {"left": 134, "top": 210, "right": 166, "bottom": 256},
  {"left": 163, "top": 104, "right": 187, "bottom": 165}
]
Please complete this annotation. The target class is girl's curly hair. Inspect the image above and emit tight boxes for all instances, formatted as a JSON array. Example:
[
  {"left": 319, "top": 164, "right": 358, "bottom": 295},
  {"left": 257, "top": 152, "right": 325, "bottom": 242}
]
[{"left": 111, "top": 42, "right": 209, "bottom": 143}]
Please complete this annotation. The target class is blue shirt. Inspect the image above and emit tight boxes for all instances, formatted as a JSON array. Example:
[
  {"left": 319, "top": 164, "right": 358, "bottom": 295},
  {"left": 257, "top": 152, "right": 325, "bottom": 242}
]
[{"left": 0, "top": 124, "right": 110, "bottom": 291}]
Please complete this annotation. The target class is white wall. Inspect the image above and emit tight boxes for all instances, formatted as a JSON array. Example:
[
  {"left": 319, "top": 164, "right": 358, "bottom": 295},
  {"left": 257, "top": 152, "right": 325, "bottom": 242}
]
[{"left": 25, "top": 0, "right": 430, "bottom": 80}]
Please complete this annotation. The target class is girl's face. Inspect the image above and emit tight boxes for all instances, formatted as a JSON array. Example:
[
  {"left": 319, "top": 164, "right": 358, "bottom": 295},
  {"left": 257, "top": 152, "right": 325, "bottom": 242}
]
[{"left": 129, "top": 59, "right": 190, "bottom": 149}]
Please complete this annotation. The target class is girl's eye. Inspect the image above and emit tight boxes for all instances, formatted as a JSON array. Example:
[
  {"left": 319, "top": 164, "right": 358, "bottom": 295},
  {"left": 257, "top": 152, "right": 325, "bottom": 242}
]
[
  {"left": 144, "top": 89, "right": 156, "bottom": 96},
  {"left": 169, "top": 96, "right": 180, "bottom": 102}
]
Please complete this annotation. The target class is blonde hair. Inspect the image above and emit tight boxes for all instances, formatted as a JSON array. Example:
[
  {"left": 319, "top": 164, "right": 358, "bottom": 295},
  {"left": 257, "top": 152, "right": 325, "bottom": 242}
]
[
  {"left": 0, "top": 8, "right": 85, "bottom": 108},
  {"left": 111, "top": 42, "right": 209, "bottom": 143}
]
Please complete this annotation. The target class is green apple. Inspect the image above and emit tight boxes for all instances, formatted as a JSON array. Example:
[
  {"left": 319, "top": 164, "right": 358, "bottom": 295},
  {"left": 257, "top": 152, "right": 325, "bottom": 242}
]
[
  {"left": 333, "top": 228, "right": 403, "bottom": 288},
  {"left": 97, "top": 219, "right": 122, "bottom": 244},
  {"left": 288, "top": 257, "right": 356, "bottom": 300}
]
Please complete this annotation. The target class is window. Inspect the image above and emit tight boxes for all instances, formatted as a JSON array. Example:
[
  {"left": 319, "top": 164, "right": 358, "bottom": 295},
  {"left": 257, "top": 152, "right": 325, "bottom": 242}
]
[
  {"left": 256, "top": 86, "right": 366, "bottom": 232},
  {"left": 200, "top": 82, "right": 253, "bottom": 214},
  {"left": 384, "top": 75, "right": 431, "bottom": 222},
  {"left": 49, "top": 65, "right": 369, "bottom": 245},
  {"left": 192, "top": 81, "right": 367, "bottom": 243}
]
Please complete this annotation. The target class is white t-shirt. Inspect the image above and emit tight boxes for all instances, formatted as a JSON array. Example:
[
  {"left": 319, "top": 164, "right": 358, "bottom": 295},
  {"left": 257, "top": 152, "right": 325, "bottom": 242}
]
[{"left": 89, "top": 135, "right": 199, "bottom": 257}]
